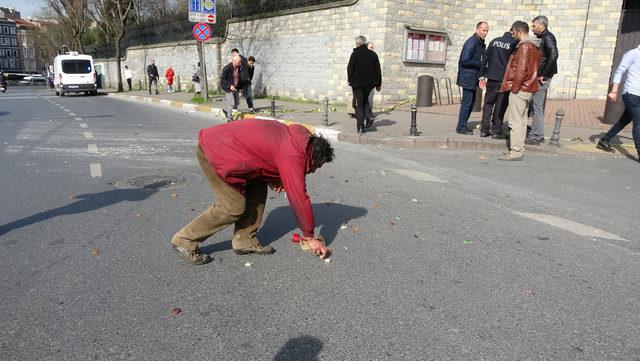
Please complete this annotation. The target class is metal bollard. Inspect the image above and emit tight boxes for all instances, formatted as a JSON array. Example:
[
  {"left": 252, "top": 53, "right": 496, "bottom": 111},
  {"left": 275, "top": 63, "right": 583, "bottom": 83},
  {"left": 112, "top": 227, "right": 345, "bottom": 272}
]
[
  {"left": 176, "top": 76, "right": 181, "bottom": 92},
  {"left": 548, "top": 109, "right": 565, "bottom": 147},
  {"left": 270, "top": 97, "right": 276, "bottom": 117},
  {"left": 410, "top": 104, "right": 418, "bottom": 136},
  {"left": 138, "top": 79, "right": 143, "bottom": 90},
  {"left": 322, "top": 96, "right": 329, "bottom": 126}
]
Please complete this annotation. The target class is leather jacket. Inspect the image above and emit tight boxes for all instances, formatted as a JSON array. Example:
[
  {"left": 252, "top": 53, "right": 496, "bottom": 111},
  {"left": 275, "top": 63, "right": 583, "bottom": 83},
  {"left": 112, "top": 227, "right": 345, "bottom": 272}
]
[
  {"left": 537, "top": 29, "right": 558, "bottom": 79},
  {"left": 500, "top": 39, "right": 542, "bottom": 94}
]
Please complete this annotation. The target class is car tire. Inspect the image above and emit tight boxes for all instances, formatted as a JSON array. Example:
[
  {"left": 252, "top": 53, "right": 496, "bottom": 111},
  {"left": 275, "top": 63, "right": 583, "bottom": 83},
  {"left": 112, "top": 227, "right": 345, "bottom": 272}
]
[{"left": 60, "top": 91, "right": 65, "bottom": 97}]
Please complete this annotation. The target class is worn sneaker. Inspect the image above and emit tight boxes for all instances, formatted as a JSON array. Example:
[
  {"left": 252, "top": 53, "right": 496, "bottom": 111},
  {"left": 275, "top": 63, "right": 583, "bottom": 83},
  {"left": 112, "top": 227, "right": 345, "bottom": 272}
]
[
  {"left": 524, "top": 137, "right": 541, "bottom": 145},
  {"left": 498, "top": 153, "right": 524, "bottom": 161},
  {"left": 233, "top": 244, "right": 275, "bottom": 255},
  {"left": 172, "top": 245, "right": 212, "bottom": 265}
]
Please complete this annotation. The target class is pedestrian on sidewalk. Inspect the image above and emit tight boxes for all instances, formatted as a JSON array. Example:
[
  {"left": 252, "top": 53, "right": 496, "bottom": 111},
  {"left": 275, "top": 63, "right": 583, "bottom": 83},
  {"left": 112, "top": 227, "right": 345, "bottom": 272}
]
[
  {"left": 596, "top": 43, "right": 640, "bottom": 162},
  {"left": 526, "top": 15, "right": 558, "bottom": 145},
  {"left": 347, "top": 35, "right": 382, "bottom": 133},
  {"left": 456, "top": 21, "right": 488, "bottom": 135},
  {"left": 193, "top": 62, "right": 201, "bottom": 96},
  {"left": 220, "top": 55, "right": 249, "bottom": 122},
  {"left": 479, "top": 24, "right": 518, "bottom": 138},
  {"left": 171, "top": 119, "right": 334, "bottom": 265},
  {"left": 124, "top": 65, "right": 132, "bottom": 91},
  {"left": 165, "top": 66, "right": 175, "bottom": 93},
  {"left": 366, "top": 42, "right": 377, "bottom": 121},
  {"left": 244, "top": 56, "right": 256, "bottom": 112},
  {"left": 499, "top": 21, "right": 542, "bottom": 161},
  {"left": 147, "top": 60, "right": 159, "bottom": 95}
]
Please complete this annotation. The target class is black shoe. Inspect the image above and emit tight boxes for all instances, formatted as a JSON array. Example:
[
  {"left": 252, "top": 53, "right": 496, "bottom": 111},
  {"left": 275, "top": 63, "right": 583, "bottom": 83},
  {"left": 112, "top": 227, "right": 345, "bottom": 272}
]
[
  {"left": 480, "top": 132, "right": 491, "bottom": 138},
  {"left": 357, "top": 127, "right": 364, "bottom": 134},
  {"left": 456, "top": 128, "right": 473, "bottom": 135},
  {"left": 492, "top": 133, "right": 507, "bottom": 139},
  {"left": 524, "top": 138, "right": 541, "bottom": 145},
  {"left": 596, "top": 139, "right": 614, "bottom": 153},
  {"left": 365, "top": 119, "right": 373, "bottom": 128}
]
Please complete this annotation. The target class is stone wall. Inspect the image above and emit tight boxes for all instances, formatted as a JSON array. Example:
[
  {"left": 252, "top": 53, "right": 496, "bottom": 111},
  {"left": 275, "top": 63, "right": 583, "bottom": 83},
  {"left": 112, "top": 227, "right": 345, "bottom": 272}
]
[{"left": 96, "top": 0, "right": 623, "bottom": 101}]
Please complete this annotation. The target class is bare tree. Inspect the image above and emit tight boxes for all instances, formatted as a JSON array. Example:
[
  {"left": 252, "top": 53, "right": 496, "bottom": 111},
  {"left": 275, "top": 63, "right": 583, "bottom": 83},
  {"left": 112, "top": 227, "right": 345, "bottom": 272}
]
[
  {"left": 90, "top": 0, "right": 134, "bottom": 92},
  {"left": 47, "top": 0, "right": 90, "bottom": 53}
]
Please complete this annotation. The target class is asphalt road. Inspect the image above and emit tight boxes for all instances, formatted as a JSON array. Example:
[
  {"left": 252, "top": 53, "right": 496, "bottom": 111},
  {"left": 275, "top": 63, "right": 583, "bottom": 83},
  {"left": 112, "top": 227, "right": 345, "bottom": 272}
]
[{"left": 1, "top": 87, "right": 639, "bottom": 360}]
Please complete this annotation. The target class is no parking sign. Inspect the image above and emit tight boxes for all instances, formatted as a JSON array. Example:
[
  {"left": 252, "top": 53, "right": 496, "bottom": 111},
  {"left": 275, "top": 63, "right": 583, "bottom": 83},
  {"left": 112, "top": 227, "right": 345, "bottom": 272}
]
[{"left": 193, "top": 22, "right": 212, "bottom": 42}]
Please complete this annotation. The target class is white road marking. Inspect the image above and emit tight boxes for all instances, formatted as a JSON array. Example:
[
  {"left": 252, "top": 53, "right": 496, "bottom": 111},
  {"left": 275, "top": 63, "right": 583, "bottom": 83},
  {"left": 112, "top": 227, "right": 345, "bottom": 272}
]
[
  {"left": 83, "top": 132, "right": 94, "bottom": 139},
  {"left": 90, "top": 163, "right": 102, "bottom": 177},
  {"left": 514, "top": 212, "right": 629, "bottom": 242},
  {"left": 74, "top": 117, "right": 82, "bottom": 121},
  {"left": 79, "top": 123, "right": 88, "bottom": 128},
  {"left": 69, "top": 113, "right": 76, "bottom": 116},
  {"left": 87, "top": 144, "right": 98, "bottom": 153},
  {"left": 391, "top": 168, "right": 447, "bottom": 183}
]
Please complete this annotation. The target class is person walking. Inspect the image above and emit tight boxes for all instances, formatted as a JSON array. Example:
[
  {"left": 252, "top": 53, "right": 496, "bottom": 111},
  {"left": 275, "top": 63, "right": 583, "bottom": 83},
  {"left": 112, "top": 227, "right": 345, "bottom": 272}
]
[
  {"left": 347, "top": 35, "right": 382, "bottom": 133},
  {"left": 220, "top": 55, "right": 248, "bottom": 122},
  {"left": 171, "top": 119, "right": 334, "bottom": 265},
  {"left": 124, "top": 65, "right": 132, "bottom": 91},
  {"left": 244, "top": 56, "right": 256, "bottom": 112},
  {"left": 479, "top": 25, "right": 518, "bottom": 138},
  {"left": 596, "top": 43, "right": 640, "bottom": 162},
  {"left": 146, "top": 60, "right": 159, "bottom": 95},
  {"left": 165, "top": 66, "right": 175, "bottom": 93},
  {"left": 193, "top": 62, "right": 202, "bottom": 96},
  {"left": 366, "top": 42, "right": 377, "bottom": 121},
  {"left": 499, "top": 21, "right": 542, "bottom": 161},
  {"left": 526, "top": 15, "right": 558, "bottom": 145},
  {"left": 456, "top": 21, "right": 489, "bottom": 135}
]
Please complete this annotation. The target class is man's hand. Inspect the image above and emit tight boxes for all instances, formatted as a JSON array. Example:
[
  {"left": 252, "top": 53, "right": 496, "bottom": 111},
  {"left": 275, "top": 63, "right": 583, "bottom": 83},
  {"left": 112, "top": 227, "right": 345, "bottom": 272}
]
[
  {"left": 608, "top": 92, "right": 618, "bottom": 102},
  {"left": 537, "top": 76, "right": 546, "bottom": 84},
  {"left": 376, "top": 86, "right": 381, "bottom": 92},
  {"left": 230, "top": 85, "right": 236, "bottom": 92},
  {"left": 303, "top": 237, "right": 330, "bottom": 259},
  {"left": 268, "top": 181, "right": 284, "bottom": 193},
  {"left": 479, "top": 79, "right": 487, "bottom": 89}
]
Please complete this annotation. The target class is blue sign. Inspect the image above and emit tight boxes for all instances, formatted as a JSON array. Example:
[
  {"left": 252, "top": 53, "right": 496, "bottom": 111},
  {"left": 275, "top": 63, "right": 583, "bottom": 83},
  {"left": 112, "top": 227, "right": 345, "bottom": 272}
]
[
  {"left": 202, "top": 0, "right": 216, "bottom": 14},
  {"left": 189, "top": 0, "right": 201, "bottom": 12}
]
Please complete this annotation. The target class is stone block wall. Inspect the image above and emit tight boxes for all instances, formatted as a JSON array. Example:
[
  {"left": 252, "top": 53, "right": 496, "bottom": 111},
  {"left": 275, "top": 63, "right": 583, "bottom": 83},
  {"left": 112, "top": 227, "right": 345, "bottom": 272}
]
[{"left": 95, "top": 0, "right": 623, "bottom": 102}]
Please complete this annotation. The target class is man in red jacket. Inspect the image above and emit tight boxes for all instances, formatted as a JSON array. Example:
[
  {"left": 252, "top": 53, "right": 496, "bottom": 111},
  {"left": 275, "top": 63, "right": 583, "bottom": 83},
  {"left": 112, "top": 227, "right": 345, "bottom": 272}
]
[
  {"left": 171, "top": 119, "right": 334, "bottom": 265},
  {"left": 498, "top": 21, "right": 542, "bottom": 161}
]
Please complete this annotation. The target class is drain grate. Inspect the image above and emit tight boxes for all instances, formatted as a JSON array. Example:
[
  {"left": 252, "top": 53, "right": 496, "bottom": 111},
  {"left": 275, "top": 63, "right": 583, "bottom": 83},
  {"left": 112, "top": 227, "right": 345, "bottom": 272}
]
[{"left": 125, "top": 175, "right": 186, "bottom": 189}]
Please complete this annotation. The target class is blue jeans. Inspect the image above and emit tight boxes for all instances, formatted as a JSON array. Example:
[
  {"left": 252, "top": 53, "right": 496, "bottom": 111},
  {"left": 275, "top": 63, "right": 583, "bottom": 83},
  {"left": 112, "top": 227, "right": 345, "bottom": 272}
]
[
  {"left": 457, "top": 88, "right": 476, "bottom": 131},
  {"left": 243, "top": 83, "right": 254, "bottom": 109},
  {"left": 602, "top": 93, "right": 640, "bottom": 151}
]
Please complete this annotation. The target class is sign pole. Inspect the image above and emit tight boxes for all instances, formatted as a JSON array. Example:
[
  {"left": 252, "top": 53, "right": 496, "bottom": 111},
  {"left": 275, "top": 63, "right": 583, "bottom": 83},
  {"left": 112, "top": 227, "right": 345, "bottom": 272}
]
[{"left": 199, "top": 41, "right": 209, "bottom": 100}]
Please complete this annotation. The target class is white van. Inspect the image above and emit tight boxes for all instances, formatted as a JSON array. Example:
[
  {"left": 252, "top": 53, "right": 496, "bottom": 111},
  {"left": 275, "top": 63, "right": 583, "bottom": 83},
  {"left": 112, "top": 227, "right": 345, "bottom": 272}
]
[{"left": 53, "top": 52, "right": 97, "bottom": 96}]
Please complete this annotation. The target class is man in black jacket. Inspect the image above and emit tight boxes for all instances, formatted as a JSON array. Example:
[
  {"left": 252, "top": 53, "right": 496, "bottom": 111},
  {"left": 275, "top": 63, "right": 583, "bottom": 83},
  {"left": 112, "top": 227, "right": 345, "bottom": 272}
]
[
  {"left": 526, "top": 15, "right": 558, "bottom": 145},
  {"left": 456, "top": 21, "right": 488, "bottom": 135},
  {"left": 146, "top": 60, "right": 159, "bottom": 95},
  {"left": 347, "top": 35, "right": 382, "bottom": 133},
  {"left": 479, "top": 25, "right": 518, "bottom": 138},
  {"left": 219, "top": 55, "right": 248, "bottom": 122}
]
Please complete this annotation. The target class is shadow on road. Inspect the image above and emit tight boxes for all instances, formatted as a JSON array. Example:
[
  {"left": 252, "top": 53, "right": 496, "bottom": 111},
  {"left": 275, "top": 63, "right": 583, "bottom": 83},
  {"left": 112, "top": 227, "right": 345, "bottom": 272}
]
[
  {"left": 198, "top": 202, "right": 367, "bottom": 255},
  {"left": 0, "top": 183, "right": 162, "bottom": 237},
  {"left": 274, "top": 335, "right": 323, "bottom": 361}
]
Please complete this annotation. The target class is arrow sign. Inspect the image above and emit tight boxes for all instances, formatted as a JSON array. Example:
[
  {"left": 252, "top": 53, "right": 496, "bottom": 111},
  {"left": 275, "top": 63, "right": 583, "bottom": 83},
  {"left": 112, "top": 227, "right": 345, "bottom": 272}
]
[{"left": 193, "top": 22, "right": 212, "bottom": 42}]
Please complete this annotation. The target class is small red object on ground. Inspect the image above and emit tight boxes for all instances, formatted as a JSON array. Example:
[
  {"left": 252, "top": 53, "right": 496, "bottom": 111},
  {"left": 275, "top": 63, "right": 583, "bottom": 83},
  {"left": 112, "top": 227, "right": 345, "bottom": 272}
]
[{"left": 292, "top": 233, "right": 301, "bottom": 243}]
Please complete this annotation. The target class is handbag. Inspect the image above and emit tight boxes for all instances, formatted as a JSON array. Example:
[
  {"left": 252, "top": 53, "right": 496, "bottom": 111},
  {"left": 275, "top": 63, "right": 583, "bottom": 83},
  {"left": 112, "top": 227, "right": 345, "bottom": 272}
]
[{"left": 192, "top": 74, "right": 199, "bottom": 82}]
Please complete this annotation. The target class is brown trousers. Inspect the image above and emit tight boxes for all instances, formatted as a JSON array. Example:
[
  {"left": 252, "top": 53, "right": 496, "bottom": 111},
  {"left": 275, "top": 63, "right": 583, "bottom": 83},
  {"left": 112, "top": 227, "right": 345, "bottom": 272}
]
[{"left": 171, "top": 144, "right": 266, "bottom": 251}]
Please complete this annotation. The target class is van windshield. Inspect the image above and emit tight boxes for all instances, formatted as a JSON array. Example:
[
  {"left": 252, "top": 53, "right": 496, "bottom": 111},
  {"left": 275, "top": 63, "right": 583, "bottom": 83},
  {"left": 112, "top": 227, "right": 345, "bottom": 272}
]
[{"left": 61, "top": 60, "right": 92, "bottom": 74}]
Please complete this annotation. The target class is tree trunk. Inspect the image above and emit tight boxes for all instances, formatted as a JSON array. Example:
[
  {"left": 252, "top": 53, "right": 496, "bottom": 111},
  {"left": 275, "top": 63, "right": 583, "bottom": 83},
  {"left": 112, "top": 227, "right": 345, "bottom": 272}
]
[{"left": 115, "top": 32, "right": 124, "bottom": 92}]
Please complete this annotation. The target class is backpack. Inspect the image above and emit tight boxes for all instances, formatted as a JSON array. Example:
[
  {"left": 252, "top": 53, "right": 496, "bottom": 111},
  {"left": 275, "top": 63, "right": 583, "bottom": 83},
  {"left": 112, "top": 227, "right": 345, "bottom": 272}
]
[{"left": 192, "top": 74, "right": 200, "bottom": 82}]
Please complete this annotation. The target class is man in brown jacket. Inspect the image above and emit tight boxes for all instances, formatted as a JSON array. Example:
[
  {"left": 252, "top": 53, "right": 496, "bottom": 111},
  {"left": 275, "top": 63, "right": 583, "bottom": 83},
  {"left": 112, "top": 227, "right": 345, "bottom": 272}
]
[{"left": 499, "top": 21, "right": 542, "bottom": 161}]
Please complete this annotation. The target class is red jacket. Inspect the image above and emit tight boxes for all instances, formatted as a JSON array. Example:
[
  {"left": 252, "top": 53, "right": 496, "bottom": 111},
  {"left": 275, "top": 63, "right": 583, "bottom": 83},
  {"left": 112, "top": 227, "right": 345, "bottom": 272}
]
[
  {"left": 198, "top": 119, "right": 315, "bottom": 237},
  {"left": 165, "top": 68, "right": 174, "bottom": 85}
]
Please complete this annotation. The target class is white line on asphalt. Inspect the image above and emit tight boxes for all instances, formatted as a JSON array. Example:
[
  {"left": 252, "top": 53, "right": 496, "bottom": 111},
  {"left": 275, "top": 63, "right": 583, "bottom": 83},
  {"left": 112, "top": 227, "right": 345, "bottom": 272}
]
[
  {"left": 74, "top": 117, "right": 82, "bottom": 121},
  {"left": 87, "top": 144, "right": 98, "bottom": 153},
  {"left": 513, "top": 212, "right": 629, "bottom": 242},
  {"left": 83, "top": 132, "right": 94, "bottom": 139},
  {"left": 391, "top": 168, "right": 448, "bottom": 183},
  {"left": 79, "top": 123, "right": 88, "bottom": 128},
  {"left": 90, "top": 163, "right": 102, "bottom": 177},
  {"left": 69, "top": 113, "right": 76, "bottom": 116}
]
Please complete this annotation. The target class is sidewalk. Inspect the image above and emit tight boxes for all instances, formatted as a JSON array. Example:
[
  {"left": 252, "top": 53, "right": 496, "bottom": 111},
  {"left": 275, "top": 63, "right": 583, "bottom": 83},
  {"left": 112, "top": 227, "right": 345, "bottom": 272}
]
[{"left": 106, "top": 89, "right": 637, "bottom": 157}]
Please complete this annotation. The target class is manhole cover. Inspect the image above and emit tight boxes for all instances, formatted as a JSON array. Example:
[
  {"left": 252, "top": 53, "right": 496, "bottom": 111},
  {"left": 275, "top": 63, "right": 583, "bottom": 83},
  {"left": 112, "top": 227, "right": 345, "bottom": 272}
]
[{"left": 125, "top": 175, "right": 186, "bottom": 189}]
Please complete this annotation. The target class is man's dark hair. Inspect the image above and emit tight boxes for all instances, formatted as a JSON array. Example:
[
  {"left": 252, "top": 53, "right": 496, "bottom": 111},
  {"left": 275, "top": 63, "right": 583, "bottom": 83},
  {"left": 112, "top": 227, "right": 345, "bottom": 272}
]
[
  {"left": 248, "top": 56, "right": 255, "bottom": 62},
  {"left": 476, "top": 21, "right": 487, "bottom": 28},
  {"left": 511, "top": 21, "right": 529, "bottom": 34},
  {"left": 310, "top": 135, "right": 334, "bottom": 164},
  {"left": 231, "top": 48, "right": 239, "bottom": 54}
]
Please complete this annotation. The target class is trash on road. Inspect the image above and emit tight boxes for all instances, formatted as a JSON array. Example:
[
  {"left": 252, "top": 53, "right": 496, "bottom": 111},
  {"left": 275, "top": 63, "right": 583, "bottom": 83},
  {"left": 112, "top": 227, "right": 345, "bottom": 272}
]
[
  {"left": 479, "top": 155, "right": 488, "bottom": 160},
  {"left": 171, "top": 193, "right": 178, "bottom": 198},
  {"left": 170, "top": 307, "right": 181, "bottom": 315},
  {"left": 340, "top": 224, "right": 348, "bottom": 230},
  {"left": 244, "top": 262, "right": 252, "bottom": 267},
  {"left": 537, "top": 236, "right": 550, "bottom": 240},
  {"left": 90, "top": 248, "right": 100, "bottom": 257},
  {"left": 352, "top": 226, "right": 361, "bottom": 235},
  {"left": 463, "top": 240, "right": 472, "bottom": 244},
  {"left": 68, "top": 194, "right": 75, "bottom": 199},
  {"left": 135, "top": 213, "right": 143, "bottom": 218},
  {"left": 324, "top": 258, "right": 331, "bottom": 263},
  {"left": 372, "top": 201, "right": 381, "bottom": 208},
  {"left": 411, "top": 199, "right": 418, "bottom": 202},
  {"left": 525, "top": 288, "right": 535, "bottom": 295}
]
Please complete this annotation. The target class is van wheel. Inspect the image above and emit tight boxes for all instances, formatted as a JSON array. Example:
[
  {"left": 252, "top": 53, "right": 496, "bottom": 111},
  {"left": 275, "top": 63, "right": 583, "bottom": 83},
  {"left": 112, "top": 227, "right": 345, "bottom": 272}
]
[
  {"left": 60, "top": 91, "right": 65, "bottom": 97},
  {"left": 91, "top": 91, "right": 98, "bottom": 96},
  {"left": 55, "top": 90, "right": 59, "bottom": 96}
]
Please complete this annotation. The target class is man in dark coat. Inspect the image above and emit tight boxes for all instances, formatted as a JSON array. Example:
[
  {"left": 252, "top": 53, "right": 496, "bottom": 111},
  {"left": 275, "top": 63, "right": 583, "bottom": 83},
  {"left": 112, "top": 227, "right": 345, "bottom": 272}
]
[
  {"left": 456, "top": 21, "right": 488, "bottom": 135},
  {"left": 171, "top": 119, "right": 334, "bottom": 264},
  {"left": 146, "top": 60, "right": 159, "bottom": 95},
  {"left": 347, "top": 35, "right": 382, "bottom": 133},
  {"left": 219, "top": 55, "right": 250, "bottom": 122},
  {"left": 479, "top": 25, "right": 518, "bottom": 138},
  {"left": 526, "top": 15, "right": 559, "bottom": 145}
]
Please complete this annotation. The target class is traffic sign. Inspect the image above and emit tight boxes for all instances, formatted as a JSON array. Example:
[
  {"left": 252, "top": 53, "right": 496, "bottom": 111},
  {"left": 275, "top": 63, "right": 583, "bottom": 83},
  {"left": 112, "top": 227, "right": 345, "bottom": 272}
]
[
  {"left": 189, "top": 0, "right": 217, "bottom": 24},
  {"left": 193, "top": 23, "right": 212, "bottom": 42}
]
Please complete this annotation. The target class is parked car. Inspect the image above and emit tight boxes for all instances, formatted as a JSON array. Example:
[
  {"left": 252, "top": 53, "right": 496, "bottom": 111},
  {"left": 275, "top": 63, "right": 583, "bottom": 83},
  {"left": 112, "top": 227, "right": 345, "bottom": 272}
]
[
  {"left": 53, "top": 52, "right": 97, "bottom": 96},
  {"left": 19, "top": 75, "right": 47, "bottom": 85}
]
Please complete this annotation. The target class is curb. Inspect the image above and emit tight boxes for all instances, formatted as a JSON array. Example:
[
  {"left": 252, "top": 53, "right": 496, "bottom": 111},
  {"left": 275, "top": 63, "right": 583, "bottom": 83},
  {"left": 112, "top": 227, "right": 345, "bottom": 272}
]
[{"left": 106, "top": 92, "right": 596, "bottom": 154}]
